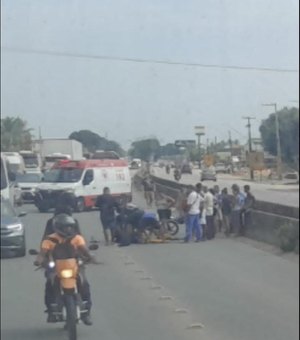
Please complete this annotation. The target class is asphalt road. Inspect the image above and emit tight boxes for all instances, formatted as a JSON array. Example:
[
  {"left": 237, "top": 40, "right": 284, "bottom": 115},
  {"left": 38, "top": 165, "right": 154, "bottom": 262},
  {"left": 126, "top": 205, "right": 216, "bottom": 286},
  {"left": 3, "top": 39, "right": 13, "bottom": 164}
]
[
  {"left": 152, "top": 167, "right": 300, "bottom": 207},
  {"left": 1, "top": 191, "right": 299, "bottom": 340}
]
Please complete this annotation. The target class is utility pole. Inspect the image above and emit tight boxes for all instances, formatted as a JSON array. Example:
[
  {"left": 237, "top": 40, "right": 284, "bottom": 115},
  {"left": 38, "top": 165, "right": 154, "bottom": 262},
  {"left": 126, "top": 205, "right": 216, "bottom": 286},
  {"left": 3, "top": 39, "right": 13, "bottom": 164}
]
[
  {"left": 206, "top": 138, "right": 209, "bottom": 154},
  {"left": 262, "top": 103, "right": 282, "bottom": 180},
  {"left": 243, "top": 116, "right": 256, "bottom": 180},
  {"left": 228, "top": 131, "right": 233, "bottom": 158}
]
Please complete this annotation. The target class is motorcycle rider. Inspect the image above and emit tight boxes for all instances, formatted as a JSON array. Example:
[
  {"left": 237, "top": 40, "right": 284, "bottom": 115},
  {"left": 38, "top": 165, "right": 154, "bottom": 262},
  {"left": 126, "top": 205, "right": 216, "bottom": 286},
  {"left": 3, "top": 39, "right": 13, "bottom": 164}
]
[
  {"left": 41, "top": 205, "right": 81, "bottom": 242},
  {"left": 34, "top": 214, "right": 95, "bottom": 326},
  {"left": 174, "top": 167, "right": 181, "bottom": 181}
]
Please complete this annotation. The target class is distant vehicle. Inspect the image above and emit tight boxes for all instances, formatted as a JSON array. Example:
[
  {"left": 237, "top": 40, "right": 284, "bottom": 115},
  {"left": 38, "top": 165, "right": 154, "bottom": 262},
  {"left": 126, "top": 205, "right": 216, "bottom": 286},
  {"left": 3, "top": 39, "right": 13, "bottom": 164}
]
[
  {"left": 130, "top": 161, "right": 140, "bottom": 169},
  {"left": 92, "top": 150, "right": 120, "bottom": 160},
  {"left": 0, "top": 197, "right": 27, "bottom": 257},
  {"left": 1, "top": 153, "right": 15, "bottom": 203},
  {"left": 130, "top": 158, "right": 142, "bottom": 169},
  {"left": 16, "top": 173, "right": 43, "bottom": 202},
  {"left": 201, "top": 166, "right": 217, "bottom": 182},
  {"left": 19, "top": 150, "right": 42, "bottom": 174},
  {"left": 32, "top": 138, "right": 83, "bottom": 162},
  {"left": 3, "top": 152, "right": 25, "bottom": 174},
  {"left": 215, "top": 163, "right": 230, "bottom": 174},
  {"left": 34, "top": 159, "right": 132, "bottom": 213},
  {"left": 181, "top": 164, "right": 193, "bottom": 174},
  {"left": 44, "top": 153, "right": 71, "bottom": 170}
]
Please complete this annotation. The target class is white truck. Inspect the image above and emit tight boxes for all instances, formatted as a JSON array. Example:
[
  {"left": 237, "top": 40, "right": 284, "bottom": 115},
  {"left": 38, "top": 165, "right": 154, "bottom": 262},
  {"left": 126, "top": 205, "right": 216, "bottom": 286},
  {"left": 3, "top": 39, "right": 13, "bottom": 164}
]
[{"left": 32, "top": 139, "right": 84, "bottom": 169}]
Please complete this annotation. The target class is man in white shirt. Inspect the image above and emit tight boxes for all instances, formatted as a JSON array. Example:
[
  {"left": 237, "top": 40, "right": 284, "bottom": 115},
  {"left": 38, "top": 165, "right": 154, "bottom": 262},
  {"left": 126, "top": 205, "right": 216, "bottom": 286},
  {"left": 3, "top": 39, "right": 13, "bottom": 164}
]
[
  {"left": 203, "top": 187, "right": 215, "bottom": 240},
  {"left": 184, "top": 183, "right": 203, "bottom": 243}
]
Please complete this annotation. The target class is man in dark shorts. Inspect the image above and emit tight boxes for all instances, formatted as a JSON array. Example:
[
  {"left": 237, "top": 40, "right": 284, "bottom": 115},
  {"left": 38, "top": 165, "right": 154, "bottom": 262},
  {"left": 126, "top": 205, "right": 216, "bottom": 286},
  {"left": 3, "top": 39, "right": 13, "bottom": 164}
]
[{"left": 95, "top": 187, "right": 120, "bottom": 245}]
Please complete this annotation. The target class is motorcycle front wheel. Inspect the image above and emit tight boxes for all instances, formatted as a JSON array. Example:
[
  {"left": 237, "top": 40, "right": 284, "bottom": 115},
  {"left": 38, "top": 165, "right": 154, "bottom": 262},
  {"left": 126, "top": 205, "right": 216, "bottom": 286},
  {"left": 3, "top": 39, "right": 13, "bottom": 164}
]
[{"left": 65, "top": 294, "right": 77, "bottom": 340}]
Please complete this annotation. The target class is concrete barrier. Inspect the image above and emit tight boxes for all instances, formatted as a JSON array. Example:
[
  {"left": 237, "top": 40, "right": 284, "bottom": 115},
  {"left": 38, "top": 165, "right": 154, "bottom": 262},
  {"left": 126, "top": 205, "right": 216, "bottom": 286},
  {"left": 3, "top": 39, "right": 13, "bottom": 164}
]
[{"left": 136, "top": 173, "right": 299, "bottom": 251}]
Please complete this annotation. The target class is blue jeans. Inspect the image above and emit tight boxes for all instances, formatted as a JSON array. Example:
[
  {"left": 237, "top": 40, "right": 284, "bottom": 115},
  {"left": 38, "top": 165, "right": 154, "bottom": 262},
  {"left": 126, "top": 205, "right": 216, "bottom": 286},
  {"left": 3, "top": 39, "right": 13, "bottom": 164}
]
[{"left": 185, "top": 214, "right": 202, "bottom": 242}]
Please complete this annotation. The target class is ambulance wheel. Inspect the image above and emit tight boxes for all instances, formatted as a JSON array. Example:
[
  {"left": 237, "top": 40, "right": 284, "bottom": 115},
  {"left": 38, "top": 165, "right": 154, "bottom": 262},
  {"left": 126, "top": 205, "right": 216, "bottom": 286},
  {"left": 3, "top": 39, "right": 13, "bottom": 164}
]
[{"left": 75, "top": 198, "right": 85, "bottom": 213}]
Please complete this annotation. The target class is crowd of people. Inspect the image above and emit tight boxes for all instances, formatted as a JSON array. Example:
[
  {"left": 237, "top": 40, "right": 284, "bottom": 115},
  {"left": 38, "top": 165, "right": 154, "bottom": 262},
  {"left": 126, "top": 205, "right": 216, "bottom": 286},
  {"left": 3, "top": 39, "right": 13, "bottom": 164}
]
[{"left": 181, "top": 182, "right": 255, "bottom": 243}]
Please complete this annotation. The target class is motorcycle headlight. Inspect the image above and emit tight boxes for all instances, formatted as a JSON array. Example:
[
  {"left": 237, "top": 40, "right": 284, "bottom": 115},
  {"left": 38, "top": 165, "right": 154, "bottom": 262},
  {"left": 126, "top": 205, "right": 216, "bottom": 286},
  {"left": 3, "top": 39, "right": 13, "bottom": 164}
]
[
  {"left": 48, "top": 261, "right": 55, "bottom": 269},
  {"left": 60, "top": 269, "right": 74, "bottom": 279},
  {"left": 7, "top": 223, "right": 23, "bottom": 231}
]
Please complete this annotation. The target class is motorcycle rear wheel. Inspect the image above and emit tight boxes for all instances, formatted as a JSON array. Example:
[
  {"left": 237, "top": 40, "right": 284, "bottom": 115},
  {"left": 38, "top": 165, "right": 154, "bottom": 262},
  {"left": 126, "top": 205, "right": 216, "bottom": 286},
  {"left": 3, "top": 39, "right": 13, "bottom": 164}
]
[
  {"left": 167, "top": 220, "right": 179, "bottom": 236},
  {"left": 65, "top": 294, "right": 77, "bottom": 340}
]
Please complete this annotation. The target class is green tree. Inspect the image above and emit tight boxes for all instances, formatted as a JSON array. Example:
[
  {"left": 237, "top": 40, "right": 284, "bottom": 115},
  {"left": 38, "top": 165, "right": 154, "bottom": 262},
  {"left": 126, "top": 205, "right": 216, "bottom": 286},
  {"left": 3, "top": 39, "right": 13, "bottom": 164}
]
[
  {"left": 159, "top": 143, "right": 180, "bottom": 157},
  {"left": 1, "top": 117, "right": 33, "bottom": 151},
  {"left": 259, "top": 107, "right": 299, "bottom": 165},
  {"left": 129, "top": 138, "right": 161, "bottom": 161},
  {"left": 69, "top": 130, "right": 124, "bottom": 156}
]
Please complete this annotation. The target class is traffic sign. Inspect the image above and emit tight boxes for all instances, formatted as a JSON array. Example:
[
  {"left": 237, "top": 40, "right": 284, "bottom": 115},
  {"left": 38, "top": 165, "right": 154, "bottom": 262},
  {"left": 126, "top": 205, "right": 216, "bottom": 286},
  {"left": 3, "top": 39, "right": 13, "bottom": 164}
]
[
  {"left": 175, "top": 140, "right": 196, "bottom": 148},
  {"left": 194, "top": 126, "right": 205, "bottom": 135},
  {"left": 247, "top": 151, "right": 265, "bottom": 170}
]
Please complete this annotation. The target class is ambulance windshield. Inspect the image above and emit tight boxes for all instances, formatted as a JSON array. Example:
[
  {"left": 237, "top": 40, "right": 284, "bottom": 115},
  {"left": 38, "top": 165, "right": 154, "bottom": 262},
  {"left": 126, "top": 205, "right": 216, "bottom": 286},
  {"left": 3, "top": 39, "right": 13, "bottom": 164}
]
[{"left": 43, "top": 168, "right": 83, "bottom": 183}]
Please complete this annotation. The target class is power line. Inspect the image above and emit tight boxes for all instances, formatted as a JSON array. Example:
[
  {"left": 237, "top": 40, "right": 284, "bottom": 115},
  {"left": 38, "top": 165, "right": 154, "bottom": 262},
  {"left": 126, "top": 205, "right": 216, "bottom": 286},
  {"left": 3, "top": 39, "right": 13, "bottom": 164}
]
[{"left": 1, "top": 46, "right": 299, "bottom": 74}]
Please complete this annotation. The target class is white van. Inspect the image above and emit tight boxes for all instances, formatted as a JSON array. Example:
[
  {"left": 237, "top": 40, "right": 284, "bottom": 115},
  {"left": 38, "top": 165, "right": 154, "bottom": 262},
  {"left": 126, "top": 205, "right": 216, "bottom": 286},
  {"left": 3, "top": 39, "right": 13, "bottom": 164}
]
[
  {"left": 1, "top": 153, "right": 15, "bottom": 203},
  {"left": 3, "top": 152, "right": 25, "bottom": 174},
  {"left": 34, "top": 159, "right": 132, "bottom": 212}
]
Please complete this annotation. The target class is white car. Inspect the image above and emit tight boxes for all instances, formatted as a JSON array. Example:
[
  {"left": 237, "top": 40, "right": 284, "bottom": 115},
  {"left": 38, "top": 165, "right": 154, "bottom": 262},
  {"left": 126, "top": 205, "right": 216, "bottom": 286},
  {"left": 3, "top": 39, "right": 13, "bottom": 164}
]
[
  {"left": 16, "top": 173, "right": 43, "bottom": 202},
  {"left": 215, "top": 163, "right": 230, "bottom": 174}
]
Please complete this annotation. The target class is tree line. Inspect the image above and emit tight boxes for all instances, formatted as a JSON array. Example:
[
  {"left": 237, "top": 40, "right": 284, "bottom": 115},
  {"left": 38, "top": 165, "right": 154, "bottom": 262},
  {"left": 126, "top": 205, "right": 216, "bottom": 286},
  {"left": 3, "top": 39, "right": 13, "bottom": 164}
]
[{"left": 1, "top": 107, "right": 299, "bottom": 168}]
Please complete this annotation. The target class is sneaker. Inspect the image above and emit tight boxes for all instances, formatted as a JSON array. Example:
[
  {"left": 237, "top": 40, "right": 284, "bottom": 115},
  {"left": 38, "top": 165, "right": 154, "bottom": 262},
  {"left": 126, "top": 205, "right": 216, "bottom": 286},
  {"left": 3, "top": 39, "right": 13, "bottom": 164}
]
[
  {"left": 47, "top": 313, "right": 57, "bottom": 323},
  {"left": 81, "top": 314, "right": 93, "bottom": 326}
]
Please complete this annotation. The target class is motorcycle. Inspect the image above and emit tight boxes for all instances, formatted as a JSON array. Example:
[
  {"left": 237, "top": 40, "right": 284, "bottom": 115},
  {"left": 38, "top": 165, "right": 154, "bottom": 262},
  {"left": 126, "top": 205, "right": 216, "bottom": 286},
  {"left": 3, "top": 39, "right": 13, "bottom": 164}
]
[
  {"left": 29, "top": 242, "right": 99, "bottom": 340},
  {"left": 174, "top": 169, "right": 181, "bottom": 181},
  {"left": 116, "top": 209, "right": 180, "bottom": 245}
]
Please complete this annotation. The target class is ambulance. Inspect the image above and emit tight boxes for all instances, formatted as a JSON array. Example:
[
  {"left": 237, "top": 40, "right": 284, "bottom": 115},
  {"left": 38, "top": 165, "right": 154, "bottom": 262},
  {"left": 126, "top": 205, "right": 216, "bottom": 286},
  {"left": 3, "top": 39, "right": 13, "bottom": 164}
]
[{"left": 34, "top": 159, "right": 132, "bottom": 212}]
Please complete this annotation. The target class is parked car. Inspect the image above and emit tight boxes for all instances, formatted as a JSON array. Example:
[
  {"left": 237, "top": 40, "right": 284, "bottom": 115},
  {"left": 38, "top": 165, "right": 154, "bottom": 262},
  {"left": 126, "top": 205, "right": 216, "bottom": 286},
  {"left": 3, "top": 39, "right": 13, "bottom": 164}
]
[
  {"left": 201, "top": 167, "right": 217, "bottom": 182},
  {"left": 181, "top": 164, "right": 193, "bottom": 174},
  {"left": 16, "top": 173, "right": 43, "bottom": 202},
  {"left": 1, "top": 198, "right": 27, "bottom": 257}
]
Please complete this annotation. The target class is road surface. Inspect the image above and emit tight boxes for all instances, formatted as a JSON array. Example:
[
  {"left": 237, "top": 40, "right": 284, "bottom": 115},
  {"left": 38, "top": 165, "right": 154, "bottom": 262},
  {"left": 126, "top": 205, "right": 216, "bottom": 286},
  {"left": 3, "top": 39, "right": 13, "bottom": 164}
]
[
  {"left": 1, "top": 191, "right": 299, "bottom": 340},
  {"left": 152, "top": 167, "right": 299, "bottom": 207}
]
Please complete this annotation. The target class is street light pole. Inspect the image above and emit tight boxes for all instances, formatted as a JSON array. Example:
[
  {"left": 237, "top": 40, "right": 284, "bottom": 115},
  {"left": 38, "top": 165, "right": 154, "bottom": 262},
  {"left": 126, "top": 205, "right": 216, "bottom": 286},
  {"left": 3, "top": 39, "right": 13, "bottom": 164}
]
[
  {"left": 243, "top": 116, "right": 256, "bottom": 180},
  {"left": 262, "top": 103, "right": 282, "bottom": 180}
]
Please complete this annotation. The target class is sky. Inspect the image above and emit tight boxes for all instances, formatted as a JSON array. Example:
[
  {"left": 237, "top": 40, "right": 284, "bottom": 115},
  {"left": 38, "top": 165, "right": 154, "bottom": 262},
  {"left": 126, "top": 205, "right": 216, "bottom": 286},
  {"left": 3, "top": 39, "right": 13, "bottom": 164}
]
[{"left": 1, "top": 0, "right": 299, "bottom": 149}]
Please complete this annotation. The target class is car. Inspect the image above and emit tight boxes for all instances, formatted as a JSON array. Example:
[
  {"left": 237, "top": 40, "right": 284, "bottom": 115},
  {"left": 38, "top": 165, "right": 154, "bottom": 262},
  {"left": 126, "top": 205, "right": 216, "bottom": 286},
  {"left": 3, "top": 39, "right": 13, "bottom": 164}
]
[
  {"left": 1, "top": 198, "right": 27, "bottom": 257},
  {"left": 16, "top": 172, "right": 43, "bottom": 202},
  {"left": 201, "top": 167, "right": 217, "bottom": 182},
  {"left": 129, "top": 161, "right": 140, "bottom": 170},
  {"left": 215, "top": 163, "right": 230, "bottom": 174},
  {"left": 13, "top": 184, "right": 23, "bottom": 206},
  {"left": 181, "top": 164, "right": 193, "bottom": 174}
]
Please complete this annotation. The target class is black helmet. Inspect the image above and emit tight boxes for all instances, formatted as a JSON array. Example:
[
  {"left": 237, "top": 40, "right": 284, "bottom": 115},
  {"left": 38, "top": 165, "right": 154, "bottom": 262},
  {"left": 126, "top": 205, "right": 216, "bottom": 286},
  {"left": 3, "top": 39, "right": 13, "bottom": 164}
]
[
  {"left": 53, "top": 213, "right": 77, "bottom": 239},
  {"left": 54, "top": 205, "right": 73, "bottom": 216}
]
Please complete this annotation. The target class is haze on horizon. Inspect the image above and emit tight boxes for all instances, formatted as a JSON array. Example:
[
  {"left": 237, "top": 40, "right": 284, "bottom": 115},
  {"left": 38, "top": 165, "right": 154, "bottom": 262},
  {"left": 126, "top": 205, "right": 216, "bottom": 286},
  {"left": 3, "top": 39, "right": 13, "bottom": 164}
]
[{"left": 1, "top": 0, "right": 299, "bottom": 148}]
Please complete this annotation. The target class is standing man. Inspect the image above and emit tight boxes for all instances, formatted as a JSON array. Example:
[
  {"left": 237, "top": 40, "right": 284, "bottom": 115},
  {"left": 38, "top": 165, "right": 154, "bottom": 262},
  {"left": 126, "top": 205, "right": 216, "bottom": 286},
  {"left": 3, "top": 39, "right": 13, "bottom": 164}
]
[
  {"left": 221, "top": 188, "right": 232, "bottom": 236},
  {"left": 231, "top": 184, "right": 246, "bottom": 236},
  {"left": 142, "top": 175, "right": 155, "bottom": 207},
  {"left": 241, "top": 185, "right": 256, "bottom": 235},
  {"left": 95, "top": 187, "right": 119, "bottom": 245},
  {"left": 204, "top": 187, "right": 215, "bottom": 240},
  {"left": 213, "top": 185, "right": 223, "bottom": 233},
  {"left": 184, "top": 184, "right": 203, "bottom": 243}
]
